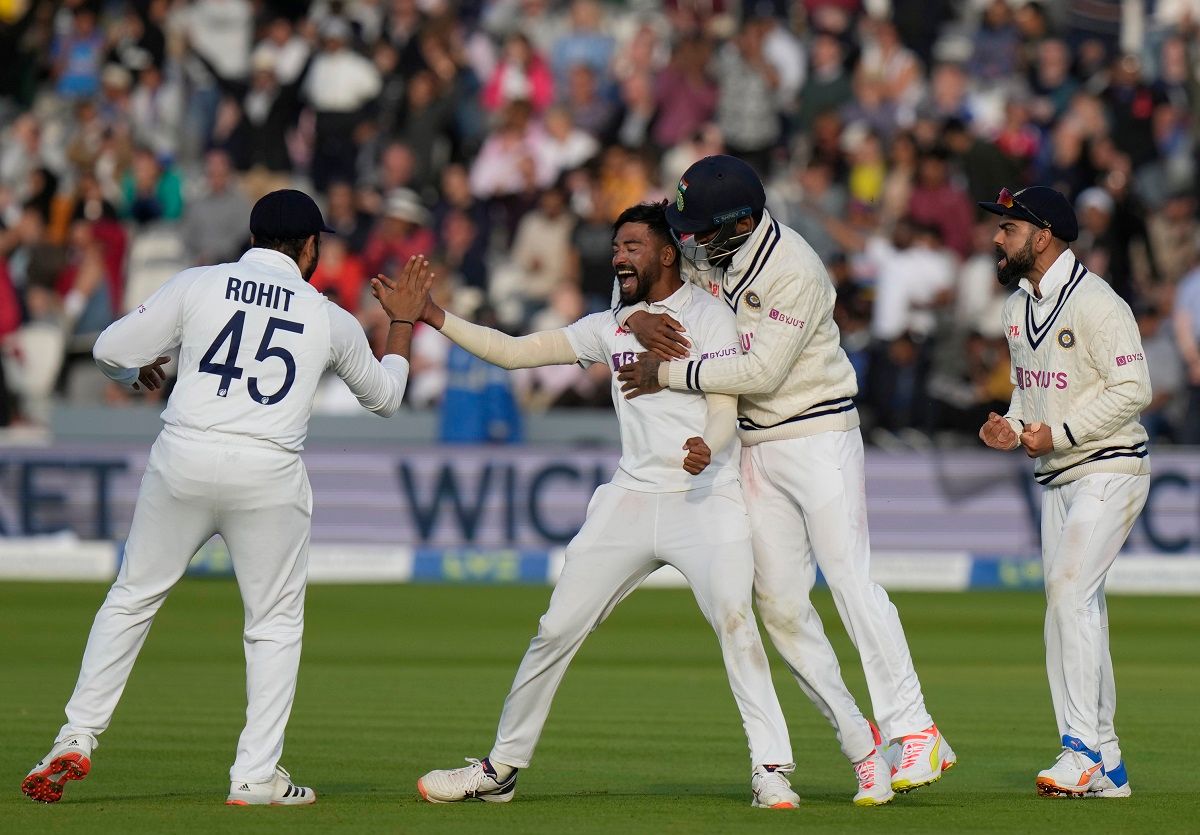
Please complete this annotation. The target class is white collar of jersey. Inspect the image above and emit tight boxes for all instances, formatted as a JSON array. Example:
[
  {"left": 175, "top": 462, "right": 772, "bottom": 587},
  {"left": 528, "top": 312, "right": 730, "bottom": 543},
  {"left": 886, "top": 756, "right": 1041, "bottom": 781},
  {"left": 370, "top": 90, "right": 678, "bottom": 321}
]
[
  {"left": 645, "top": 280, "right": 692, "bottom": 315},
  {"left": 241, "top": 247, "right": 304, "bottom": 281},
  {"left": 1018, "top": 248, "right": 1076, "bottom": 302},
  {"left": 725, "top": 207, "right": 776, "bottom": 276}
]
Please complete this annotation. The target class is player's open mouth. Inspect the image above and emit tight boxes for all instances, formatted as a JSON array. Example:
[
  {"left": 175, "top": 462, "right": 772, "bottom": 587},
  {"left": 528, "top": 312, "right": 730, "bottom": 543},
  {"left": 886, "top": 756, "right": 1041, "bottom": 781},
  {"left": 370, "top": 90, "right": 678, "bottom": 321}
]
[
  {"left": 617, "top": 268, "right": 638, "bottom": 294},
  {"left": 995, "top": 249, "right": 1008, "bottom": 270}
]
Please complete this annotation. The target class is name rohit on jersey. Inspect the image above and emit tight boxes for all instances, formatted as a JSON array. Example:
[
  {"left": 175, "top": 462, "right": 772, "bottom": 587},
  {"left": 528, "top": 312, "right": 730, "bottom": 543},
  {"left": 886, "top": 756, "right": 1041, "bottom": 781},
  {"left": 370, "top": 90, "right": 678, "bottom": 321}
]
[
  {"left": 226, "top": 276, "right": 295, "bottom": 312},
  {"left": 1015, "top": 365, "right": 1068, "bottom": 390}
]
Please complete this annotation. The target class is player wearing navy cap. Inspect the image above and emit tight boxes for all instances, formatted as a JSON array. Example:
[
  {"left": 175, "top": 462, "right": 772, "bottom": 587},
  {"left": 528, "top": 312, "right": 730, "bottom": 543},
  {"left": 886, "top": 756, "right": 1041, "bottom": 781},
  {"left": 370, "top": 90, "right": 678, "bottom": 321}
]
[
  {"left": 978, "top": 185, "right": 1150, "bottom": 799},
  {"left": 617, "top": 155, "right": 953, "bottom": 802},
  {"left": 21, "top": 190, "right": 431, "bottom": 806}
]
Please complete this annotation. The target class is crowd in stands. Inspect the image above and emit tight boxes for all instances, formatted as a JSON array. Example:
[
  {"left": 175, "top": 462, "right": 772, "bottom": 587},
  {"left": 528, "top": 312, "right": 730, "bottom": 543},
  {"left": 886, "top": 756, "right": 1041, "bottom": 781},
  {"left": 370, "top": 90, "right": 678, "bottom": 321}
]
[{"left": 1, "top": 0, "right": 1199, "bottom": 445}]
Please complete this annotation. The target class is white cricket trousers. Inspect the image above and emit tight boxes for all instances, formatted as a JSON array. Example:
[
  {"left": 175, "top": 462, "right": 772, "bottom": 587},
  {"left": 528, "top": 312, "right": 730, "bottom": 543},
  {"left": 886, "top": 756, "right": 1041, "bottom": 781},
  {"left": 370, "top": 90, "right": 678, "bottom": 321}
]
[
  {"left": 58, "top": 427, "right": 312, "bottom": 783},
  {"left": 741, "top": 427, "right": 932, "bottom": 757},
  {"left": 1041, "top": 472, "right": 1149, "bottom": 762},
  {"left": 490, "top": 481, "right": 793, "bottom": 770}
]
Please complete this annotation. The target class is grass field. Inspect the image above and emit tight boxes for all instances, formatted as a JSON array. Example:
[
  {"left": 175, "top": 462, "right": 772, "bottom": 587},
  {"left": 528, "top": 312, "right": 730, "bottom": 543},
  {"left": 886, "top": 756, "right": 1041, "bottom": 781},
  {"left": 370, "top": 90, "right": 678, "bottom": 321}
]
[{"left": 1, "top": 582, "right": 1197, "bottom": 834}]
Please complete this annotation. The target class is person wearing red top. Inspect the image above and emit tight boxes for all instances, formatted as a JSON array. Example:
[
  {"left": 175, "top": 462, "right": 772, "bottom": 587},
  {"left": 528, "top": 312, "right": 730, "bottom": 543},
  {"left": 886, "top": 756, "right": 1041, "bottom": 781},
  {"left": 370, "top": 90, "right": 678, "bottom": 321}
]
[
  {"left": 309, "top": 236, "right": 366, "bottom": 313},
  {"left": 906, "top": 149, "right": 974, "bottom": 259},
  {"left": 361, "top": 189, "right": 436, "bottom": 282}
]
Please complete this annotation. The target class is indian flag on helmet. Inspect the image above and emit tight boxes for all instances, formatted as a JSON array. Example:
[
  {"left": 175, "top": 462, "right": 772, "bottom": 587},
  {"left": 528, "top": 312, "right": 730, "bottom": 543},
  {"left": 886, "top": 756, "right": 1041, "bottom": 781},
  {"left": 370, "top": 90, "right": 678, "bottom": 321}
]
[{"left": 676, "top": 178, "right": 688, "bottom": 212}]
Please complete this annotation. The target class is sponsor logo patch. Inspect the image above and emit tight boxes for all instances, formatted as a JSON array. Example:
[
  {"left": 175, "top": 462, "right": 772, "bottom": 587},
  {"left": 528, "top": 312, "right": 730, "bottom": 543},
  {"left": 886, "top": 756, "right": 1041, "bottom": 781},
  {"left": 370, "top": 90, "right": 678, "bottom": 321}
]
[
  {"left": 700, "top": 346, "right": 739, "bottom": 359},
  {"left": 745, "top": 291, "right": 761, "bottom": 309},
  {"left": 1057, "top": 327, "right": 1076, "bottom": 349},
  {"left": 1015, "top": 366, "right": 1068, "bottom": 390},
  {"left": 1115, "top": 352, "right": 1144, "bottom": 366},
  {"left": 768, "top": 308, "right": 804, "bottom": 328},
  {"left": 1008, "top": 324, "right": 1020, "bottom": 339}
]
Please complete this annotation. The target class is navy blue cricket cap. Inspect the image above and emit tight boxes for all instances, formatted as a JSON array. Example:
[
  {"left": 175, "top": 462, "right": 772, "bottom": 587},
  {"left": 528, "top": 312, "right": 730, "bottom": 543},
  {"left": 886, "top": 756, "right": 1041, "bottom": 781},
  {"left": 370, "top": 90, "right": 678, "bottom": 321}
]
[
  {"left": 978, "top": 185, "right": 1078, "bottom": 242},
  {"left": 665, "top": 155, "right": 766, "bottom": 234},
  {"left": 250, "top": 189, "right": 336, "bottom": 240}
]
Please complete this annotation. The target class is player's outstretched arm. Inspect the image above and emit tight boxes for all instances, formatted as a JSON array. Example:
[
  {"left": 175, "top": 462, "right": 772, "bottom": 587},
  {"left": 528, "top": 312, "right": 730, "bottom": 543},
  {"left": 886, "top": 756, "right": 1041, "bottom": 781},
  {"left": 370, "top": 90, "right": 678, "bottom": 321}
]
[{"left": 429, "top": 310, "right": 579, "bottom": 370}]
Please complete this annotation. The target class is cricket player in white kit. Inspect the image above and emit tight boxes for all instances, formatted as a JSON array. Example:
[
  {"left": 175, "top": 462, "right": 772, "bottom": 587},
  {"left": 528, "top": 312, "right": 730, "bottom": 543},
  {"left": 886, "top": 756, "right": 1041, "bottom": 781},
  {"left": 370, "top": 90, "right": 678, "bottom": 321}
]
[
  {"left": 978, "top": 186, "right": 1151, "bottom": 799},
  {"left": 617, "top": 156, "right": 952, "bottom": 798},
  {"left": 21, "top": 190, "right": 432, "bottom": 806},
  {"left": 417, "top": 202, "right": 804, "bottom": 809}
]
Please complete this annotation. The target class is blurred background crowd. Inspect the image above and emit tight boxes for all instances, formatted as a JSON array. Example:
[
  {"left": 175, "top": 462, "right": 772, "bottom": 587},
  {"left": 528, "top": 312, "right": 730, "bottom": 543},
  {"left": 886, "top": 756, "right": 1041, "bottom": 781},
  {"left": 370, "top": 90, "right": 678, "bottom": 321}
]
[{"left": 1, "top": 0, "right": 1199, "bottom": 446}]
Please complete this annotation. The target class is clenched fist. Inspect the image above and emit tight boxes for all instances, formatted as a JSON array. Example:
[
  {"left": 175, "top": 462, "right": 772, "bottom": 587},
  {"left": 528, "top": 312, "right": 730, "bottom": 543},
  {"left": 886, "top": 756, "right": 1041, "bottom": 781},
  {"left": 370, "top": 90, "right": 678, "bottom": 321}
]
[
  {"left": 979, "top": 412, "right": 1019, "bottom": 451},
  {"left": 682, "top": 436, "right": 711, "bottom": 475}
]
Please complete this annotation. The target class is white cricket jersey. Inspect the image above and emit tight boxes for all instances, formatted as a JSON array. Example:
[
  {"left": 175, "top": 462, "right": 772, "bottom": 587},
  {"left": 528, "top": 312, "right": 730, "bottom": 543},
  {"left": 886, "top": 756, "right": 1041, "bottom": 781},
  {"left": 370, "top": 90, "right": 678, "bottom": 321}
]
[
  {"left": 1002, "top": 249, "right": 1151, "bottom": 486},
  {"left": 93, "top": 248, "right": 409, "bottom": 452},
  {"left": 565, "top": 282, "right": 741, "bottom": 493}
]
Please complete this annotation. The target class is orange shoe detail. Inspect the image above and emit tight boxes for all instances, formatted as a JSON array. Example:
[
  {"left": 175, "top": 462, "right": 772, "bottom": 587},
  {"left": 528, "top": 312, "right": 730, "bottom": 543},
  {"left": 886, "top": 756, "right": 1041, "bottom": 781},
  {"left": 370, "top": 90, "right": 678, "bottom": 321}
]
[
  {"left": 417, "top": 777, "right": 430, "bottom": 802},
  {"left": 21, "top": 753, "right": 91, "bottom": 804},
  {"left": 225, "top": 799, "right": 250, "bottom": 806}
]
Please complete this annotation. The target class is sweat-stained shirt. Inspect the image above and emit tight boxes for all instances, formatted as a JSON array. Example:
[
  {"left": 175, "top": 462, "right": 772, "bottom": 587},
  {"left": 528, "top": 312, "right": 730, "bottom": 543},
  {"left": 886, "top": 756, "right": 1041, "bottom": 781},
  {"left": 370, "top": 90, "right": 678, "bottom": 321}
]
[{"left": 1001, "top": 249, "right": 1151, "bottom": 485}]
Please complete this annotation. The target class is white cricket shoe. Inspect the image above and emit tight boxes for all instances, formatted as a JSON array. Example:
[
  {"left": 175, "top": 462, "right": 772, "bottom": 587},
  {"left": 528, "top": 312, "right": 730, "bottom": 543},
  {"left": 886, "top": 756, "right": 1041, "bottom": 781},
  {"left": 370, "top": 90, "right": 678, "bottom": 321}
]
[
  {"left": 751, "top": 764, "right": 800, "bottom": 809},
  {"left": 22, "top": 734, "right": 95, "bottom": 803},
  {"left": 890, "top": 723, "right": 957, "bottom": 793},
  {"left": 418, "top": 757, "right": 517, "bottom": 803},
  {"left": 226, "top": 765, "right": 316, "bottom": 806},
  {"left": 1036, "top": 736, "right": 1104, "bottom": 798},
  {"left": 1087, "top": 761, "right": 1131, "bottom": 798},
  {"left": 852, "top": 749, "right": 895, "bottom": 806}
]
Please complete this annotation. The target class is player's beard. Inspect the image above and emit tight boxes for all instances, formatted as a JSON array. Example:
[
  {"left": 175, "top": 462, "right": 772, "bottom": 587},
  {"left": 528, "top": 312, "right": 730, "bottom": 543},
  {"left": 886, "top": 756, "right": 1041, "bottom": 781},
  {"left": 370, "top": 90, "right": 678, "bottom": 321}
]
[
  {"left": 617, "top": 266, "right": 654, "bottom": 305},
  {"left": 996, "top": 233, "right": 1035, "bottom": 287}
]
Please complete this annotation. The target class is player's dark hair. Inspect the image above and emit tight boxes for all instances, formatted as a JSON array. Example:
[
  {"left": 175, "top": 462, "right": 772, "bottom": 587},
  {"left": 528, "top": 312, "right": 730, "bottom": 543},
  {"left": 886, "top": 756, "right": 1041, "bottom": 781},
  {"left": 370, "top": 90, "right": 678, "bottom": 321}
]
[
  {"left": 253, "top": 234, "right": 314, "bottom": 263},
  {"left": 612, "top": 200, "right": 677, "bottom": 254}
]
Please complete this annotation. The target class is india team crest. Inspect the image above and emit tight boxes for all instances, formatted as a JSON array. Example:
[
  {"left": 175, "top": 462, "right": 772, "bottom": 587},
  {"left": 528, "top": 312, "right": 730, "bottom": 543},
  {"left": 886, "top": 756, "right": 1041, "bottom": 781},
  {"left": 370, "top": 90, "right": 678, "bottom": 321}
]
[
  {"left": 676, "top": 178, "right": 688, "bottom": 212},
  {"left": 745, "top": 291, "right": 761, "bottom": 309},
  {"left": 1057, "top": 328, "right": 1076, "bottom": 349}
]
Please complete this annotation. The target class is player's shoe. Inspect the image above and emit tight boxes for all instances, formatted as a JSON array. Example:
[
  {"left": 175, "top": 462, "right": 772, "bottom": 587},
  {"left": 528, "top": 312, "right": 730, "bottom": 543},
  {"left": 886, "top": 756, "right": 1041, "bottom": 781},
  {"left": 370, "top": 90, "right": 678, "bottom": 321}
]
[
  {"left": 890, "top": 723, "right": 956, "bottom": 793},
  {"left": 225, "top": 765, "right": 316, "bottom": 806},
  {"left": 1086, "top": 761, "right": 1131, "bottom": 798},
  {"left": 1035, "top": 736, "right": 1104, "bottom": 798},
  {"left": 417, "top": 757, "right": 518, "bottom": 803},
  {"left": 852, "top": 747, "right": 895, "bottom": 806},
  {"left": 751, "top": 764, "right": 800, "bottom": 809},
  {"left": 21, "top": 734, "right": 95, "bottom": 803}
]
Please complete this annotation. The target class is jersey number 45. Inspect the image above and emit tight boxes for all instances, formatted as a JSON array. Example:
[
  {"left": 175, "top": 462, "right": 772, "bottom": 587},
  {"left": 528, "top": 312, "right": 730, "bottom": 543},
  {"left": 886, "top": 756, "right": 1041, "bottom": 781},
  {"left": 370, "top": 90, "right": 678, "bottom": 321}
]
[{"left": 199, "top": 311, "right": 305, "bottom": 405}]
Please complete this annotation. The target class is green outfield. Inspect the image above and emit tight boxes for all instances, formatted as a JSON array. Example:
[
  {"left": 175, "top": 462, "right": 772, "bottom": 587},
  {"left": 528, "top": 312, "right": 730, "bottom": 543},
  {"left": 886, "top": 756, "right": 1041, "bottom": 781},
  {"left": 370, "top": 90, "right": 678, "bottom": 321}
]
[{"left": 1, "top": 582, "right": 1197, "bottom": 834}]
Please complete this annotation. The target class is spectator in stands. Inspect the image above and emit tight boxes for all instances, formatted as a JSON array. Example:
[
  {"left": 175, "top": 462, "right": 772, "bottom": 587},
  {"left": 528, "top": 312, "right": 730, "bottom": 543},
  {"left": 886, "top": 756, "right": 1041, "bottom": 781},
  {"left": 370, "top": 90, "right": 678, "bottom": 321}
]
[
  {"left": 652, "top": 35, "right": 716, "bottom": 149},
  {"left": 714, "top": 17, "right": 781, "bottom": 176},
  {"left": 563, "top": 63, "right": 618, "bottom": 142},
  {"left": 1136, "top": 302, "right": 1184, "bottom": 443},
  {"left": 551, "top": 0, "right": 615, "bottom": 89},
  {"left": 323, "top": 180, "right": 373, "bottom": 254},
  {"left": 52, "top": 5, "right": 105, "bottom": 100},
  {"left": 362, "top": 188, "right": 436, "bottom": 281},
  {"left": 305, "top": 17, "right": 382, "bottom": 191},
  {"left": 181, "top": 150, "right": 251, "bottom": 266},
  {"left": 970, "top": 0, "right": 1021, "bottom": 83},
  {"left": 493, "top": 182, "right": 575, "bottom": 325},
  {"left": 198, "top": 43, "right": 313, "bottom": 202},
  {"left": 309, "top": 235, "right": 366, "bottom": 314},
  {"left": 907, "top": 148, "right": 973, "bottom": 259},
  {"left": 439, "top": 305, "right": 523, "bottom": 444},
  {"left": 483, "top": 31, "right": 554, "bottom": 115},
  {"left": 120, "top": 147, "right": 183, "bottom": 225},
  {"left": 540, "top": 105, "right": 600, "bottom": 180}
]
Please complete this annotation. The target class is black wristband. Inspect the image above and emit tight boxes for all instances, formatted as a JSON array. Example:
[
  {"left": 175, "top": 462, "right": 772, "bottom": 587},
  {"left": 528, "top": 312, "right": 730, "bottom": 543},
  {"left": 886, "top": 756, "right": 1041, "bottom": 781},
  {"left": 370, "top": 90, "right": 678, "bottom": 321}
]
[{"left": 390, "top": 319, "right": 415, "bottom": 327}]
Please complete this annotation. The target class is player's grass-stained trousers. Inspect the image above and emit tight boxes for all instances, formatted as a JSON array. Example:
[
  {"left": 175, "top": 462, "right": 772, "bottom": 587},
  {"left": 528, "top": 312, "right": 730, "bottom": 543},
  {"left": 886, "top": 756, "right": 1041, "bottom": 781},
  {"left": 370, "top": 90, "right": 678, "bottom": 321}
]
[
  {"left": 57, "top": 427, "right": 312, "bottom": 783},
  {"left": 489, "top": 480, "right": 794, "bottom": 770},
  {"left": 1040, "top": 472, "right": 1149, "bottom": 763},
  {"left": 740, "top": 427, "right": 932, "bottom": 758}
]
